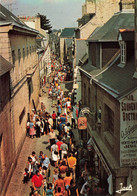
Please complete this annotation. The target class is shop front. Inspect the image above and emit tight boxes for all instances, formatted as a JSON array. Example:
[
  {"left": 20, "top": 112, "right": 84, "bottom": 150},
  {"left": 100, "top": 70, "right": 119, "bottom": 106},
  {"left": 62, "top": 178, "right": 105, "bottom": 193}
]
[{"left": 86, "top": 136, "right": 113, "bottom": 195}]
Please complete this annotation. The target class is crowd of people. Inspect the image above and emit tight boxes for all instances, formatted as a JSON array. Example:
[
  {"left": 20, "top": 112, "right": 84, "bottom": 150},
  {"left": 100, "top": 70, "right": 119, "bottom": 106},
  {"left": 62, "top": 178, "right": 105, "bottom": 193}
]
[{"left": 24, "top": 57, "right": 106, "bottom": 196}]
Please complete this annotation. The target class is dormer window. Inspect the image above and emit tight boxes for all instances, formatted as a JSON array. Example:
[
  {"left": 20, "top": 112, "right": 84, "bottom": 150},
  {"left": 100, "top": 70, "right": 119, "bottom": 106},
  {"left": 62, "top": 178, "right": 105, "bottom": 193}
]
[{"left": 120, "top": 41, "right": 126, "bottom": 64}]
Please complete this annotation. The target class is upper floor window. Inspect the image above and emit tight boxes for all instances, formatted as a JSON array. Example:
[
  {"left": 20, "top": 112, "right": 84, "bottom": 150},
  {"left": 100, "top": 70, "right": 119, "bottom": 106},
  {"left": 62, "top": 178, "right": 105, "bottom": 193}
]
[
  {"left": 105, "top": 104, "right": 114, "bottom": 133},
  {"left": 30, "top": 46, "right": 31, "bottom": 55},
  {"left": 120, "top": 41, "right": 126, "bottom": 64},
  {"left": 12, "top": 50, "right": 15, "bottom": 65},
  {"left": 18, "top": 49, "right": 21, "bottom": 65},
  {"left": 27, "top": 46, "right": 29, "bottom": 58},
  {"left": 23, "top": 48, "right": 25, "bottom": 61},
  {"left": 19, "top": 107, "right": 26, "bottom": 124}
]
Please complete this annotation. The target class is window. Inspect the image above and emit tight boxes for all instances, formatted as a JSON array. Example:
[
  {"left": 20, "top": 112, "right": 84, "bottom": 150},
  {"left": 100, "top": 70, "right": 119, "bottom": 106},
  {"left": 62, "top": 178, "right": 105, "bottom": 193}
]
[
  {"left": 30, "top": 46, "right": 31, "bottom": 55},
  {"left": 27, "top": 78, "right": 33, "bottom": 101},
  {"left": 19, "top": 107, "right": 26, "bottom": 124},
  {"left": 18, "top": 49, "right": 21, "bottom": 65},
  {"left": 105, "top": 105, "right": 114, "bottom": 133},
  {"left": 12, "top": 50, "right": 15, "bottom": 65},
  {"left": 120, "top": 41, "right": 126, "bottom": 64},
  {"left": 23, "top": 48, "right": 25, "bottom": 61},
  {"left": 27, "top": 46, "right": 29, "bottom": 58}
]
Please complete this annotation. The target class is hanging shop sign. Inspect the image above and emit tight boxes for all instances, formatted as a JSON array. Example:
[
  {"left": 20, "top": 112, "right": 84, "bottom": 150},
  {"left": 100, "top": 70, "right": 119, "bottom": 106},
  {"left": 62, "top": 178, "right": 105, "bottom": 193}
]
[
  {"left": 120, "top": 91, "right": 137, "bottom": 167},
  {"left": 78, "top": 116, "right": 87, "bottom": 130}
]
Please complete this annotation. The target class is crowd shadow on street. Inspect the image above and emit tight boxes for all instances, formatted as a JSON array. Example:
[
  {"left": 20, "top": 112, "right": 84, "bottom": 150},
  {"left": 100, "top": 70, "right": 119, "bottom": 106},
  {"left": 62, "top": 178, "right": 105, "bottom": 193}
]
[{"left": 42, "top": 141, "right": 48, "bottom": 145}]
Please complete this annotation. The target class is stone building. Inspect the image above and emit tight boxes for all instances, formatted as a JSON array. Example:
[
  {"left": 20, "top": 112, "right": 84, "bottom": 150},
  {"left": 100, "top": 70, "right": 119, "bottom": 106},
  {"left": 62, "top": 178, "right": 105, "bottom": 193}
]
[
  {"left": 59, "top": 27, "right": 75, "bottom": 64},
  {"left": 0, "top": 4, "right": 39, "bottom": 195},
  {"left": 0, "top": 56, "right": 14, "bottom": 195},
  {"left": 37, "top": 33, "right": 51, "bottom": 88},
  {"left": 19, "top": 15, "right": 51, "bottom": 88},
  {"left": 19, "top": 15, "right": 48, "bottom": 38},
  {"left": 79, "top": 8, "right": 136, "bottom": 195},
  {"left": 76, "top": 0, "right": 134, "bottom": 39},
  {"left": 50, "top": 30, "right": 61, "bottom": 58}
]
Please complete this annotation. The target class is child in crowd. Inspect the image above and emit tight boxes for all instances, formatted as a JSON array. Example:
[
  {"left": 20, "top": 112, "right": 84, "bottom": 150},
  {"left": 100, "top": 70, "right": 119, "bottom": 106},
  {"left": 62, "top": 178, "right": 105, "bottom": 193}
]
[
  {"left": 45, "top": 183, "right": 54, "bottom": 196},
  {"left": 23, "top": 168, "right": 29, "bottom": 184}
]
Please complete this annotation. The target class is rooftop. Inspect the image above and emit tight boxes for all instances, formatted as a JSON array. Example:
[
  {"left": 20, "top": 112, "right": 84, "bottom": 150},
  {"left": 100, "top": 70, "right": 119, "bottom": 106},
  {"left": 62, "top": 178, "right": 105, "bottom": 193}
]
[
  {"left": 0, "top": 4, "right": 38, "bottom": 34},
  {"left": 93, "top": 57, "right": 137, "bottom": 100},
  {"left": 88, "top": 11, "right": 134, "bottom": 42},
  {"left": 60, "top": 28, "right": 76, "bottom": 38}
]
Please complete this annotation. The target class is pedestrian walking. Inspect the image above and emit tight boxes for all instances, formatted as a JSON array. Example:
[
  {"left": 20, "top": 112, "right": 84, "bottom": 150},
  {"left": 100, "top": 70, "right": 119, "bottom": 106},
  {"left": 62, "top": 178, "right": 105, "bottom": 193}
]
[
  {"left": 51, "top": 141, "right": 59, "bottom": 167},
  {"left": 36, "top": 118, "right": 41, "bottom": 138},
  {"left": 68, "top": 179, "right": 79, "bottom": 196},
  {"left": 48, "top": 128, "right": 56, "bottom": 147},
  {"left": 30, "top": 151, "right": 39, "bottom": 174},
  {"left": 60, "top": 139, "right": 68, "bottom": 159},
  {"left": 56, "top": 137, "right": 63, "bottom": 160},
  {"left": 67, "top": 153, "right": 77, "bottom": 179},
  {"left": 52, "top": 111, "right": 57, "bottom": 129},
  {"left": 31, "top": 170, "right": 44, "bottom": 195}
]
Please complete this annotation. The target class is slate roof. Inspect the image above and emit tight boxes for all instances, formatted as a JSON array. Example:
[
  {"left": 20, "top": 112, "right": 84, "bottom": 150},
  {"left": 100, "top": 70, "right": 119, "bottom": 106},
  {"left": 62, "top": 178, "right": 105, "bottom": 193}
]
[
  {"left": 60, "top": 28, "right": 75, "bottom": 38},
  {"left": 80, "top": 63, "right": 100, "bottom": 76},
  {"left": 0, "top": 55, "right": 14, "bottom": 76},
  {"left": 93, "top": 57, "right": 137, "bottom": 99},
  {"left": 76, "top": 39, "right": 87, "bottom": 66},
  {"left": 88, "top": 11, "right": 134, "bottom": 42},
  {"left": 0, "top": 4, "right": 38, "bottom": 34},
  {"left": 65, "top": 38, "right": 72, "bottom": 49}
]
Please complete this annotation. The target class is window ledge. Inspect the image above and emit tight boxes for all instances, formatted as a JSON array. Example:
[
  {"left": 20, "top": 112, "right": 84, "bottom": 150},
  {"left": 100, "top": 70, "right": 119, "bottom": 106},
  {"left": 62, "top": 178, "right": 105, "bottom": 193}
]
[{"left": 103, "top": 131, "right": 114, "bottom": 149}]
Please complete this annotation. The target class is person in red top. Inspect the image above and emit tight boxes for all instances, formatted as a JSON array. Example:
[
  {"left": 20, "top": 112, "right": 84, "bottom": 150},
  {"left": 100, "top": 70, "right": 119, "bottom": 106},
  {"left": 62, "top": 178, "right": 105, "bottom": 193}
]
[
  {"left": 56, "top": 137, "right": 63, "bottom": 160},
  {"left": 52, "top": 111, "right": 57, "bottom": 129},
  {"left": 31, "top": 170, "right": 44, "bottom": 195}
]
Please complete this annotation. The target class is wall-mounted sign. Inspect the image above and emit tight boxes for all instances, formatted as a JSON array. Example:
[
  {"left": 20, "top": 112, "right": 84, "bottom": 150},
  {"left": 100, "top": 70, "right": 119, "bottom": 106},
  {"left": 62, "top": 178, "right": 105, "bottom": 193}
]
[
  {"left": 120, "top": 91, "right": 137, "bottom": 167},
  {"left": 78, "top": 116, "right": 87, "bottom": 130}
]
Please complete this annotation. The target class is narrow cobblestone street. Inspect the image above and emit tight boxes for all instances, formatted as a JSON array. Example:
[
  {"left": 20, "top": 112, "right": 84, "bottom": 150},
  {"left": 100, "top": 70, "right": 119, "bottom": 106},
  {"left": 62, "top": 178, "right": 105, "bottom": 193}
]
[{"left": 6, "top": 84, "right": 57, "bottom": 196}]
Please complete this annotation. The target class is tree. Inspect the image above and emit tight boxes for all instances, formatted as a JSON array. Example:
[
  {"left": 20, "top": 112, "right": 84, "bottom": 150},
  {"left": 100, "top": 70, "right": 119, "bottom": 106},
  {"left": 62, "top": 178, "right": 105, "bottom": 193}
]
[{"left": 36, "top": 13, "right": 52, "bottom": 34}]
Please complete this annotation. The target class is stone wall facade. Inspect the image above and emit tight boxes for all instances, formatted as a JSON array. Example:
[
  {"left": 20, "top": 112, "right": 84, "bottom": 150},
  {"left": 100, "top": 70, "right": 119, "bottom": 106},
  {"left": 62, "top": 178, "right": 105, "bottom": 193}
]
[
  {"left": 0, "top": 26, "right": 39, "bottom": 195},
  {"left": 60, "top": 38, "right": 65, "bottom": 64},
  {"left": 0, "top": 73, "right": 12, "bottom": 195}
]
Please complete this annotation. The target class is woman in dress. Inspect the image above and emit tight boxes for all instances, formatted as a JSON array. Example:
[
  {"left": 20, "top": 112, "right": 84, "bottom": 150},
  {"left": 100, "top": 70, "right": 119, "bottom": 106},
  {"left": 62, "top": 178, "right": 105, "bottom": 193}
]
[{"left": 29, "top": 121, "right": 35, "bottom": 139}]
